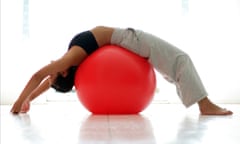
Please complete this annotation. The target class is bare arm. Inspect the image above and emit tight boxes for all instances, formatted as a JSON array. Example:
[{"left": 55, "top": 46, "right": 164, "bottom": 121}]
[
  {"left": 28, "top": 77, "right": 51, "bottom": 102},
  {"left": 11, "top": 46, "right": 88, "bottom": 114},
  {"left": 10, "top": 64, "right": 60, "bottom": 113},
  {"left": 17, "top": 77, "right": 51, "bottom": 113}
]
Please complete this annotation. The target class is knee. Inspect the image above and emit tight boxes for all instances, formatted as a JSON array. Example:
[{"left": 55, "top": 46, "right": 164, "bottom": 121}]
[
  {"left": 174, "top": 54, "right": 193, "bottom": 80},
  {"left": 176, "top": 53, "right": 192, "bottom": 66}
]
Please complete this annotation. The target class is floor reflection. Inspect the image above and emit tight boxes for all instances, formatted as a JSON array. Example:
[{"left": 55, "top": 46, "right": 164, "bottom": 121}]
[
  {"left": 170, "top": 115, "right": 206, "bottom": 144},
  {"left": 171, "top": 114, "right": 236, "bottom": 144},
  {"left": 12, "top": 114, "right": 45, "bottom": 144},
  {"left": 79, "top": 114, "right": 157, "bottom": 144}
]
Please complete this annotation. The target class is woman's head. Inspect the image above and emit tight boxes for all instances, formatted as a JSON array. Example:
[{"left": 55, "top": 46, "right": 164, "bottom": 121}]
[{"left": 51, "top": 66, "right": 78, "bottom": 93}]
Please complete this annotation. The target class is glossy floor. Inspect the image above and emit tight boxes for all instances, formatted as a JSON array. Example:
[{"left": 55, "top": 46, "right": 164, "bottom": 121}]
[{"left": 1, "top": 103, "right": 239, "bottom": 144}]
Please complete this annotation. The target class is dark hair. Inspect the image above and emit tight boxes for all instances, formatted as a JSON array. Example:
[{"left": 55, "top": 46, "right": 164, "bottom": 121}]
[{"left": 51, "top": 66, "right": 78, "bottom": 93}]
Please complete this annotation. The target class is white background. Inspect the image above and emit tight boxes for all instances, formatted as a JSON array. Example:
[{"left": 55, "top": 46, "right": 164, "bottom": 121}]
[{"left": 1, "top": 0, "right": 240, "bottom": 104}]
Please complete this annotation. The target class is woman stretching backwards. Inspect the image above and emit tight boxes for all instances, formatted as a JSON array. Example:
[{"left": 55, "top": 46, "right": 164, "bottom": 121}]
[{"left": 11, "top": 26, "right": 232, "bottom": 115}]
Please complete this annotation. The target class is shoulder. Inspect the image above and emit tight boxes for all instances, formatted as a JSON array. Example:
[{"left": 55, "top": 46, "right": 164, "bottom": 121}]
[
  {"left": 61, "top": 46, "right": 88, "bottom": 66},
  {"left": 35, "top": 46, "right": 88, "bottom": 79}
]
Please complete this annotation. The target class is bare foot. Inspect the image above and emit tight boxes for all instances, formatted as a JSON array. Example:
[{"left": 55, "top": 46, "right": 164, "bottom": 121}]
[{"left": 198, "top": 97, "right": 233, "bottom": 115}]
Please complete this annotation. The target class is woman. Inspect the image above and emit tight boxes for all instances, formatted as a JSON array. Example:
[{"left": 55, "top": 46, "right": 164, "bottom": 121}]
[{"left": 11, "top": 26, "right": 232, "bottom": 115}]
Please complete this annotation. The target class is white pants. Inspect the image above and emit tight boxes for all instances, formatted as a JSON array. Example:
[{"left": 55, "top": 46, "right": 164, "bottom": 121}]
[{"left": 111, "top": 28, "right": 207, "bottom": 107}]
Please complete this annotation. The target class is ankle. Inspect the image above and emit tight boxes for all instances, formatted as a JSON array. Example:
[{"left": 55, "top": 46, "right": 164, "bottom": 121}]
[{"left": 198, "top": 97, "right": 210, "bottom": 111}]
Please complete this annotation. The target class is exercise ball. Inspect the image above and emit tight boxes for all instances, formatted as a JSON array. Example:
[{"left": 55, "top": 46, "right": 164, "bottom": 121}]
[{"left": 74, "top": 45, "right": 156, "bottom": 114}]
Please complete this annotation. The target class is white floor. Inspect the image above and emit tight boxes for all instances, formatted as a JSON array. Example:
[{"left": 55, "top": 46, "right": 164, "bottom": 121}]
[
  {"left": 1, "top": 1, "right": 240, "bottom": 143},
  {"left": 1, "top": 103, "right": 239, "bottom": 144}
]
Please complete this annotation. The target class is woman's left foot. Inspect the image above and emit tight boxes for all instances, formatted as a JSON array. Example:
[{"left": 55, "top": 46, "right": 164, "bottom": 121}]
[{"left": 198, "top": 97, "right": 233, "bottom": 115}]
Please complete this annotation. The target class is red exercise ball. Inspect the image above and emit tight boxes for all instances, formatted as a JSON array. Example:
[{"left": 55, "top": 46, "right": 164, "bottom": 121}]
[{"left": 74, "top": 45, "right": 156, "bottom": 114}]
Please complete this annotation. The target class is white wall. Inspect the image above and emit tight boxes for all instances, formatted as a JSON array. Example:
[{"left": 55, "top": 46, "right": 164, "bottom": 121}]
[{"left": 1, "top": 0, "right": 240, "bottom": 104}]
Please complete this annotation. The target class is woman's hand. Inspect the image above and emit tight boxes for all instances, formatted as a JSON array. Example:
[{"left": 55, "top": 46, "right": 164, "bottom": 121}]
[
  {"left": 20, "top": 98, "right": 30, "bottom": 113},
  {"left": 11, "top": 100, "right": 24, "bottom": 114},
  {"left": 11, "top": 98, "right": 30, "bottom": 114}
]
